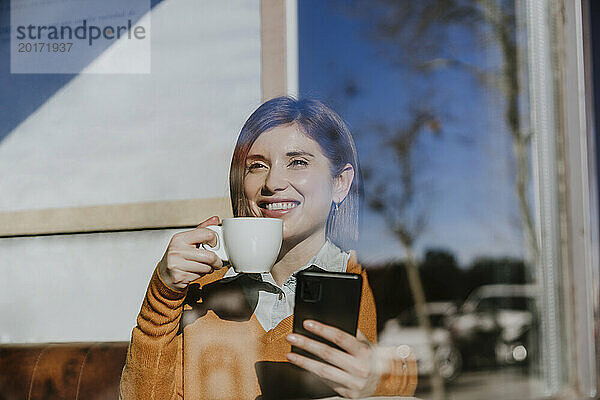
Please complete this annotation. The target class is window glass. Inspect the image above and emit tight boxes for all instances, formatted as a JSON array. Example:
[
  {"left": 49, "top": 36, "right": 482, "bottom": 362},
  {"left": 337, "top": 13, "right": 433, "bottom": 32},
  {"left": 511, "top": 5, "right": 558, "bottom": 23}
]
[{"left": 299, "top": 1, "right": 558, "bottom": 397}]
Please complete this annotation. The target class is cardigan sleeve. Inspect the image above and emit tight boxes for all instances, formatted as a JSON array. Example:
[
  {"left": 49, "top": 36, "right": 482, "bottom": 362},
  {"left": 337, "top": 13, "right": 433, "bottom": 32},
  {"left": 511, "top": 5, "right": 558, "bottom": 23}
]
[{"left": 120, "top": 267, "right": 186, "bottom": 400}]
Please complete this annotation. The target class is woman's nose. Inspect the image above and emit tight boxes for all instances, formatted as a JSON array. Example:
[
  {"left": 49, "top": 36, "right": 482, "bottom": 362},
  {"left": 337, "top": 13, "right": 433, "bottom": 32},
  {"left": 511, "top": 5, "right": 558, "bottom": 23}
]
[{"left": 263, "top": 165, "right": 288, "bottom": 193}]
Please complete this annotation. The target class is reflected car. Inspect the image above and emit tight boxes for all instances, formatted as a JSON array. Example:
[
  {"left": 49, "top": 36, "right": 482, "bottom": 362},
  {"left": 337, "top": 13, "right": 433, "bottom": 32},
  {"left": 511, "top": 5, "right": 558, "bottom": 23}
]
[
  {"left": 448, "top": 284, "right": 537, "bottom": 369},
  {"left": 379, "top": 302, "right": 462, "bottom": 383}
]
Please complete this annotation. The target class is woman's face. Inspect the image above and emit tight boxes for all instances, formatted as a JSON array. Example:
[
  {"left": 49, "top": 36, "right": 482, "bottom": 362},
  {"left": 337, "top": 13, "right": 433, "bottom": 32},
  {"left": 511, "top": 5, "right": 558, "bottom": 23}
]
[{"left": 243, "top": 124, "right": 336, "bottom": 243}]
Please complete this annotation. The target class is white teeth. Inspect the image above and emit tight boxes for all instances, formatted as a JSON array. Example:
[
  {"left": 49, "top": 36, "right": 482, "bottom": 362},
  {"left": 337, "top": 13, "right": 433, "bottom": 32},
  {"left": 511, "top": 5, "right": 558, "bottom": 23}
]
[{"left": 265, "top": 202, "right": 298, "bottom": 211}]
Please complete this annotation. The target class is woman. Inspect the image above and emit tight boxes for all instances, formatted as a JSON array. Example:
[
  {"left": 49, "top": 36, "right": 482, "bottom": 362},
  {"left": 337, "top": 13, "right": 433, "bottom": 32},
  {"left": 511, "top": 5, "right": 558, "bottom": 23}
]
[{"left": 120, "top": 97, "right": 417, "bottom": 399}]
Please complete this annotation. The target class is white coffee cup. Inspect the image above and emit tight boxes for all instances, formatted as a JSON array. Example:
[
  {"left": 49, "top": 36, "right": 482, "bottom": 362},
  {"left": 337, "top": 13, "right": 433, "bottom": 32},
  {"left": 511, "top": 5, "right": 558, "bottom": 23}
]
[{"left": 202, "top": 217, "right": 283, "bottom": 273}]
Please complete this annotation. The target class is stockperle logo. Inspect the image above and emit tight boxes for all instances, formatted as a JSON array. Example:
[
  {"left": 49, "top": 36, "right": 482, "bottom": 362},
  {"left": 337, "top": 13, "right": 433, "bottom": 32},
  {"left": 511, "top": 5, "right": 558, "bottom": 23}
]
[{"left": 11, "top": 0, "right": 150, "bottom": 74}]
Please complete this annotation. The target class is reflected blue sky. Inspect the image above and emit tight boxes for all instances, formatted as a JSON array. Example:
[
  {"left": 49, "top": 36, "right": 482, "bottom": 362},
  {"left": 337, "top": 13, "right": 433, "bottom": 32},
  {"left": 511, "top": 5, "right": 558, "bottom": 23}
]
[{"left": 299, "top": 0, "right": 524, "bottom": 265}]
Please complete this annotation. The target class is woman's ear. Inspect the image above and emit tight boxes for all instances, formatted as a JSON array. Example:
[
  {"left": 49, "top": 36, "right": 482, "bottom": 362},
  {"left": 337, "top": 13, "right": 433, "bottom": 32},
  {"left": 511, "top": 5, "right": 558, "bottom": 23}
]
[{"left": 333, "top": 163, "right": 355, "bottom": 204}]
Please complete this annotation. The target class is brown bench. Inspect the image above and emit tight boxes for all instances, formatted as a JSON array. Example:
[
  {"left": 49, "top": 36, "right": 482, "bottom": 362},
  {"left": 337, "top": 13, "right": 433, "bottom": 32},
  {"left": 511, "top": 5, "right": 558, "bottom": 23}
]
[{"left": 0, "top": 342, "right": 128, "bottom": 400}]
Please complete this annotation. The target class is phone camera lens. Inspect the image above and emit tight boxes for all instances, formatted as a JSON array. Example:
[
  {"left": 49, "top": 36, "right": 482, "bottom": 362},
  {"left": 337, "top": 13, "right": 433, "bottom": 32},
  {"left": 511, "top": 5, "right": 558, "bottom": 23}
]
[{"left": 301, "top": 280, "right": 322, "bottom": 303}]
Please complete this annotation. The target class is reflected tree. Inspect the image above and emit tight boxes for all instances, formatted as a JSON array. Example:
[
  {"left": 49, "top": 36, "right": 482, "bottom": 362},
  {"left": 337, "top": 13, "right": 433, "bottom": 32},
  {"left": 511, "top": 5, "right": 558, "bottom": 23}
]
[
  {"left": 362, "top": 108, "right": 447, "bottom": 398},
  {"left": 316, "top": 1, "right": 535, "bottom": 395},
  {"left": 352, "top": 0, "right": 539, "bottom": 265},
  {"left": 465, "top": 256, "right": 527, "bottom": 294},
  {"left": 420, "top": 249, "right": 465, "bottom": 301},
  {"left": 340, "top": 1, "right": 536, "bottom": 397}
]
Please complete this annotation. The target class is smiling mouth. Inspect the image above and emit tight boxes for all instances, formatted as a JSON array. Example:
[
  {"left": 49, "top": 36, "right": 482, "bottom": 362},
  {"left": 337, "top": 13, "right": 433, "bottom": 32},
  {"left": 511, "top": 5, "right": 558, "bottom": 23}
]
[{"left": 259, "top": 201, "right": 300, "bottom": 211}]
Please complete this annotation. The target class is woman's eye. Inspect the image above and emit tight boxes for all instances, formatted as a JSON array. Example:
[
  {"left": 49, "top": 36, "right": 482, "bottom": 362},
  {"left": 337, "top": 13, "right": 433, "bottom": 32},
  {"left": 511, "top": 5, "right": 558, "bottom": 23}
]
[
  {"left": 246, "top": 162, "right": 266, "bottom": 171},
  {"left": 290, "top": 159, "right": 308, "bottom": 167}
]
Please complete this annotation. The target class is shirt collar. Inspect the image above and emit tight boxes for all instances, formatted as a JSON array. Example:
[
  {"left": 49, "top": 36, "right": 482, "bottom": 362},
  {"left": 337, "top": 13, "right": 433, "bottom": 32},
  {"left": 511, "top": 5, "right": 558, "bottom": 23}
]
[
  {"left": 295, "top": 239, "right": 349, "bottom": 275},
  {"left": 223, "top": 239, "right": 349, "bottom": 282}
]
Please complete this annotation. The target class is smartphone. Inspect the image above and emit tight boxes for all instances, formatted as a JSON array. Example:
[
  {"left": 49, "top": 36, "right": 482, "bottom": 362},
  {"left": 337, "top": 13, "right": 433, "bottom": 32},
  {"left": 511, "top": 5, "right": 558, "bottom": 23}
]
[{"left": 292, "top": 270, "right": 363, "bottom": 362}]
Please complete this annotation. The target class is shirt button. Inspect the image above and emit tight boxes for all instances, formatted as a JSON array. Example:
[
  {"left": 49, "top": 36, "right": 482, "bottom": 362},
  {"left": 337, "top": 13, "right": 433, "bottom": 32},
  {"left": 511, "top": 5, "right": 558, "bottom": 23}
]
[
  {"left": 278, "top": 292, "right": 283, "bottom": 300},
  {"left": 396, "top": 345, "right": 411, "bottom": 359}
]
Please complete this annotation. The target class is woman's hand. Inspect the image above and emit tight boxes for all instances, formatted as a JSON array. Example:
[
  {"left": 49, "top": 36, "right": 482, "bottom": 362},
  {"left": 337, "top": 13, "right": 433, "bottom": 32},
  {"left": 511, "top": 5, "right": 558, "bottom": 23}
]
[
  {"left": 157, "top": 216, "right": 224, "bottom": 291},
  {"left": 285, "top": 320, "right": 381, "bottom": 399}
]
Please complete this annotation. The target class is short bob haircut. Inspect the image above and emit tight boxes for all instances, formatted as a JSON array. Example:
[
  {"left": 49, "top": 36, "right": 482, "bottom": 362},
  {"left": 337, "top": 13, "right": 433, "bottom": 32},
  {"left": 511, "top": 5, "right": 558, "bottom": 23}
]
[{"left": 229, "top": 96, "right": 360, "bottom": 250}]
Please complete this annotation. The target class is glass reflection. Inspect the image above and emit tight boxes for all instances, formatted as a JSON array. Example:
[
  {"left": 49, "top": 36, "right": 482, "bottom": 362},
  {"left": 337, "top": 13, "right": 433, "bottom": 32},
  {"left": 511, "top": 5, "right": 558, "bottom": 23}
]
[{"left": 299, "top": 0, "right": 543, "bottom": 398}]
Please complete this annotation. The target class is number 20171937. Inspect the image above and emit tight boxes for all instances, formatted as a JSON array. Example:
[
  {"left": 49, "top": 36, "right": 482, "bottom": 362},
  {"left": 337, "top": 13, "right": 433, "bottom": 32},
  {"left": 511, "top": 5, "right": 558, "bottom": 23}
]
[{"left": 17, "top": 42, "right": 73, "bottom": 53}]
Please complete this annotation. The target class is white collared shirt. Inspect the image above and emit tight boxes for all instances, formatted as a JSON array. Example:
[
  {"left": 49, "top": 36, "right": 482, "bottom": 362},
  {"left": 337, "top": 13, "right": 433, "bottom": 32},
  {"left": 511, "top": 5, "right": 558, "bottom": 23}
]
[{"left": 222, "top": 239, "right": 350, "bottom": 331}]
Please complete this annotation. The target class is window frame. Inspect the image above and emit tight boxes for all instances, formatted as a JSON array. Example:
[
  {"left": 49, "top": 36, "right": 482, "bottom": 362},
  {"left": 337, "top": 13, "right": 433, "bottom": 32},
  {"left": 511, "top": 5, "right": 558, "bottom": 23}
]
[{"left": 533, "top": 0, "right": 600, "bottom": 397}]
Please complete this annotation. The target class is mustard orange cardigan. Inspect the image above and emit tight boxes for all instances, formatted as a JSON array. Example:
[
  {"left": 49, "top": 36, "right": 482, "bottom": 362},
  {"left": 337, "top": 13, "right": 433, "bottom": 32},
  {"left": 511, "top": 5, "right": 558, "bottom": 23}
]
[{"left": 120, "top": 254, "right": 417, "bottom": 399}]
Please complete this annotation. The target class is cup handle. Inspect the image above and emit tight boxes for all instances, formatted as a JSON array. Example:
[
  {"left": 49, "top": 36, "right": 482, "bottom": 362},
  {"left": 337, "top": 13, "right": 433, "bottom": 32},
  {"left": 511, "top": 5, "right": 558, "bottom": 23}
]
[{"left": 201, "top": 225, "right": 229, "bottom": 261}]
